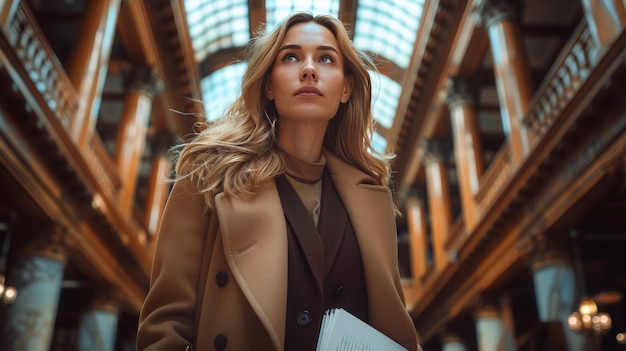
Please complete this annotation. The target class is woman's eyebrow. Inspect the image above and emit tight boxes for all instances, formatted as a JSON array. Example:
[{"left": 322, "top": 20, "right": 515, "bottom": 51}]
[{"left": 278, "top": 44, "right": 339, "bottom": 54}]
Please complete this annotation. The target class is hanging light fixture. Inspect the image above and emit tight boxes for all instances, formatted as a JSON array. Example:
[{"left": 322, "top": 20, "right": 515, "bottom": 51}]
[
  {"left": 0, "top": 274, "right": 17, "bottom": 304},
  {"left": 0, "top": 220, "right": 17, "bottom": 305},
  {"left": 566, "top": 230, "right": 613, "bottom": 336},
  {"left": 567, "top": 297, "right": 612, "bottom": 335}
]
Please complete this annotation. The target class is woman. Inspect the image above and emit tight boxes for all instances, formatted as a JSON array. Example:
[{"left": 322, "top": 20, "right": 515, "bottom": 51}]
[{"left": 137, "top": 12, "right": 420, "bottom": 351}]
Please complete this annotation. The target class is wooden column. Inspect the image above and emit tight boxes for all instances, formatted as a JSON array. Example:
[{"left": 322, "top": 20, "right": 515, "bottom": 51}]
[
  {"left": 144, "top": 153, "right": 171, "bottom": 257},
  {"left": 143, "top": 135, "right": 173, "bottom": 239},
  {"left": 0, "top": 0, "right": 20, "bottom": 27},
  {"left": 406, "top": 196, "right": 429, "bottom": 291},
  {"left": 446, "top": 77, "right": 484, "bottom": 232},
  {"left": 68, "top": 0, "right": 121, "bottom": 147},
  {"left": 423, "top": 139, "right": 453, "bottom": 272},
  {"left": 476, "top": 0, "right": 532, "bottom": 164},
  {"left": 114, "top": 66, "right": 163, "bottom": 217}
]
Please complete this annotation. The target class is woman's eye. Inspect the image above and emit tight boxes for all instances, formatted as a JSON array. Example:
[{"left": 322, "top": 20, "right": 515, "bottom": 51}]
[
  {"left": 283, "top": 54, "right": 298, "bottom": 62},
  {"left": 320, "top": 55, "right": 334, "bottom": 63}
]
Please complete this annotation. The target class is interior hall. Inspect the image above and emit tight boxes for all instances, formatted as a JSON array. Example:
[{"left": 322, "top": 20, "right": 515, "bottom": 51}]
[{"left": 0, "top": 0, "right": 625, "bottom": 350}]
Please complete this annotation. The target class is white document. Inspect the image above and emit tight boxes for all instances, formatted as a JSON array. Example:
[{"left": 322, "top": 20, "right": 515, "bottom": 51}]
[{"left": 316, "top": 308, "right": 408, "bottom": 351}]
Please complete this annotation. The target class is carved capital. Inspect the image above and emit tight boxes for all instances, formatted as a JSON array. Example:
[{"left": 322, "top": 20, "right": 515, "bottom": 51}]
[
  {"left": 405, "top": 193, "right": 424, "bottom": 208},
  {"left": 422, "top": 138, "right": 448, "bottom": 164},
  {"left": 441, "top": 333, "right": 464, "bottom": 345},
  {"left": 472, "top": 0, "right": 523, "bottom": 29},
  {"left": 23, "top": 225, "right": 69, "bottom": 264},
  {"left": 89, "top": 285, "right": 123, "bottom": 313},
  {"left": 127, "top": 65, "right": 165, "bottom": 97},
  {"left": 150, "top": 132, "right": 176, "bottom": 156},
  {"left": 475, "top": 304, "right": 500, "bottom": 319},
  {"left": 529, "top": 231, "right": 574, "bottom": 271},
  {"left": 446, "top": 77, "right": 476, "bottom": 109}
]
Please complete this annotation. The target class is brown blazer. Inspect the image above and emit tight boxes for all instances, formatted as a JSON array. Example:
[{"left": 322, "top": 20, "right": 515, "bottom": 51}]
[{"left": 137, "top": 151, "right": 420, "bottom": 350}]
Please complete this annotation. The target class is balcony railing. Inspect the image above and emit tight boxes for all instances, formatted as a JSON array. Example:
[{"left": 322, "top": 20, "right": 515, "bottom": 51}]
[
  {"left": 5, "top": 4, "right": 78, "bottom": 130},
  {"left": 523, "top": 22, "right": 594, "bottom": 137}
]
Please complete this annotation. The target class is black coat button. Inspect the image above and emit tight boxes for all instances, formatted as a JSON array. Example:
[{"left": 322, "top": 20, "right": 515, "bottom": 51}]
[
  {"left": 296, "top": 310, "right": 312, "bottom": 327},
  {"left": 215, "top": 271, "right": 228, "bottom": 287},
  {"left": 335, "top": 285, "right": 345, "bottom": 299},
  {"left": 214, "top": 334, "right": 227, "bottom": 350}
]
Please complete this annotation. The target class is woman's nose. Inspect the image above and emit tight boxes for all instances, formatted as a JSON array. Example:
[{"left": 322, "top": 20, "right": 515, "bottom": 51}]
[{"left": 301, "top": 59, "right": 317, "bottom": 80}]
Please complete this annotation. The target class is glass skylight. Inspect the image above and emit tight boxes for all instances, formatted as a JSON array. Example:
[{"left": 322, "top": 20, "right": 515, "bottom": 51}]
[
  {"left": 184, "top": 0, "right": 250, "bottom": 62},
  {"left": 371, "top": 72, "right": 401, "bottom": 130},
  {"left": 265, "top": 0, "right": 340, "bottom": 30},
  {"left": 371, "top": 131, "right": 388, "bottom": 155},
  {"left": 353, "top": 0, "right": 424, "bottom": 69},
  {"left": 200, "top": 62, "right": 247, "bottom": 121}
]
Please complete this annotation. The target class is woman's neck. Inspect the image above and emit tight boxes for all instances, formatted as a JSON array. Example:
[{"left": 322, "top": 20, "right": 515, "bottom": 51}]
[{"left": 277, "top": 121, "right": 327, "bottom": 162}]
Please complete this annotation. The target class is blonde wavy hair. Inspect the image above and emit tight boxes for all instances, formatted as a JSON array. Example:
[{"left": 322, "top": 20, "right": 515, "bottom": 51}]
[{"left": 174, "top": 12, "right": 393, "bottom": 208}]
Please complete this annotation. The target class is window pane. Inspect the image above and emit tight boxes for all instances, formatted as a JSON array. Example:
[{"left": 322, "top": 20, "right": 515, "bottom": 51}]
[
  {"left": 201, "top": 63, "right": 248, "bottom": 121},
  {"left": 184, "top": 0, "right": 250, "bottom": 62},
  {"left": 354, "top": 0, "right": 424, "bottom": 69},
  {"left": 371, "top": 131, "right": 388, "bottom": 155},
  {"left": 265, "top": 0, "right": 340, "bottom": 31},
  {"left": 371, "top": 71, "right": 401, "bottom": 130}
]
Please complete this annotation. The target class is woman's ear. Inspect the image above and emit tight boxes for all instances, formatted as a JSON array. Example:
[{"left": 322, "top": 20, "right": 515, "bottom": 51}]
[
  {"left": 265, "top": 81, "right": 274, "bottom": 100},
  {"left": 341, "top": 75, "right": 354, "bottom": 103}
]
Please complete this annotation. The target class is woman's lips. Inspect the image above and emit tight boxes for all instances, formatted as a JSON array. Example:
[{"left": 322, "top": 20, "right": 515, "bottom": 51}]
[{"left": 294, "top": 86, "right": 322, "bottom": 96}]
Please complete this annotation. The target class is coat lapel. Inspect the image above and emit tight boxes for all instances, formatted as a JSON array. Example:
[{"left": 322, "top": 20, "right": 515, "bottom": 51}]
[
  {"left": 214, "top": 181, "right": 287, "bottom": 350},
  {"left": 325, "top": 151, "right": 416, "bottom": 346}
]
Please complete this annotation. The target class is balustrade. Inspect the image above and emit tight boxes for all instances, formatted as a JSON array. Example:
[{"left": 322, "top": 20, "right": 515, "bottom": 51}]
[
  {"left": 5, "top": 4, "right": 77, "bottom": 129},
  {"left": 523, "top": 23, "right": 594, "bottom": 139}
]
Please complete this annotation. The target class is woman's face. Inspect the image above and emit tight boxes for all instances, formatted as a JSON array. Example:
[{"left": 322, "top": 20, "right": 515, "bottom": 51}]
[{"left": 265, "top": 21, "right": 353, "bottom": 126}]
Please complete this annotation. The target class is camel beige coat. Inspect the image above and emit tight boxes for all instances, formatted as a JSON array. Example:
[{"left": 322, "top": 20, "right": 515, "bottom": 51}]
[{"left": 137, "top": 152, "right": 420, "bottom": 350}]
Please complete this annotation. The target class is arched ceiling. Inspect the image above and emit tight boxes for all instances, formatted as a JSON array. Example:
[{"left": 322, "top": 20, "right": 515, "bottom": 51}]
[{"left": 183, "top": 0, "right": 426, "bottom": 153}]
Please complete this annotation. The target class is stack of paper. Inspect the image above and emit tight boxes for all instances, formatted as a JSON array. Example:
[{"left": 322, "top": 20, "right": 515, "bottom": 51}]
[{"left": 316, "top": 308, "right": 408, "bottom": 351}]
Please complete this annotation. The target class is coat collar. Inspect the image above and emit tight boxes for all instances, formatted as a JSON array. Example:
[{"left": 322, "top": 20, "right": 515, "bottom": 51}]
[{"left": 214, "top": 150, "right": 402, "bottom": 349}]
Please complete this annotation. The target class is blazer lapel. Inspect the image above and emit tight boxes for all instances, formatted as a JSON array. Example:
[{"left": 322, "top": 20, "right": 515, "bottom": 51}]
[
  {"left": 275, "top": 174, "right": 325, "bottom": 292},
  {"left": 214, "top": 180, "right": 287, "bottom": 350},
  {"left": 317, "top": 170, "right": 348, "bottom": 277}
]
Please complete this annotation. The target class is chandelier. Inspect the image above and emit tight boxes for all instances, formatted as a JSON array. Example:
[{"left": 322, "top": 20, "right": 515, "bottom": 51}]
[
  {"left": 0, "top": 274, "right": 17, "bottom": 304},
  {"left": 567, "top": 297, "right": 612, "bottom": 335},
  {"left": 0, "top": 220, "right": 17, "bottom": 305}
]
